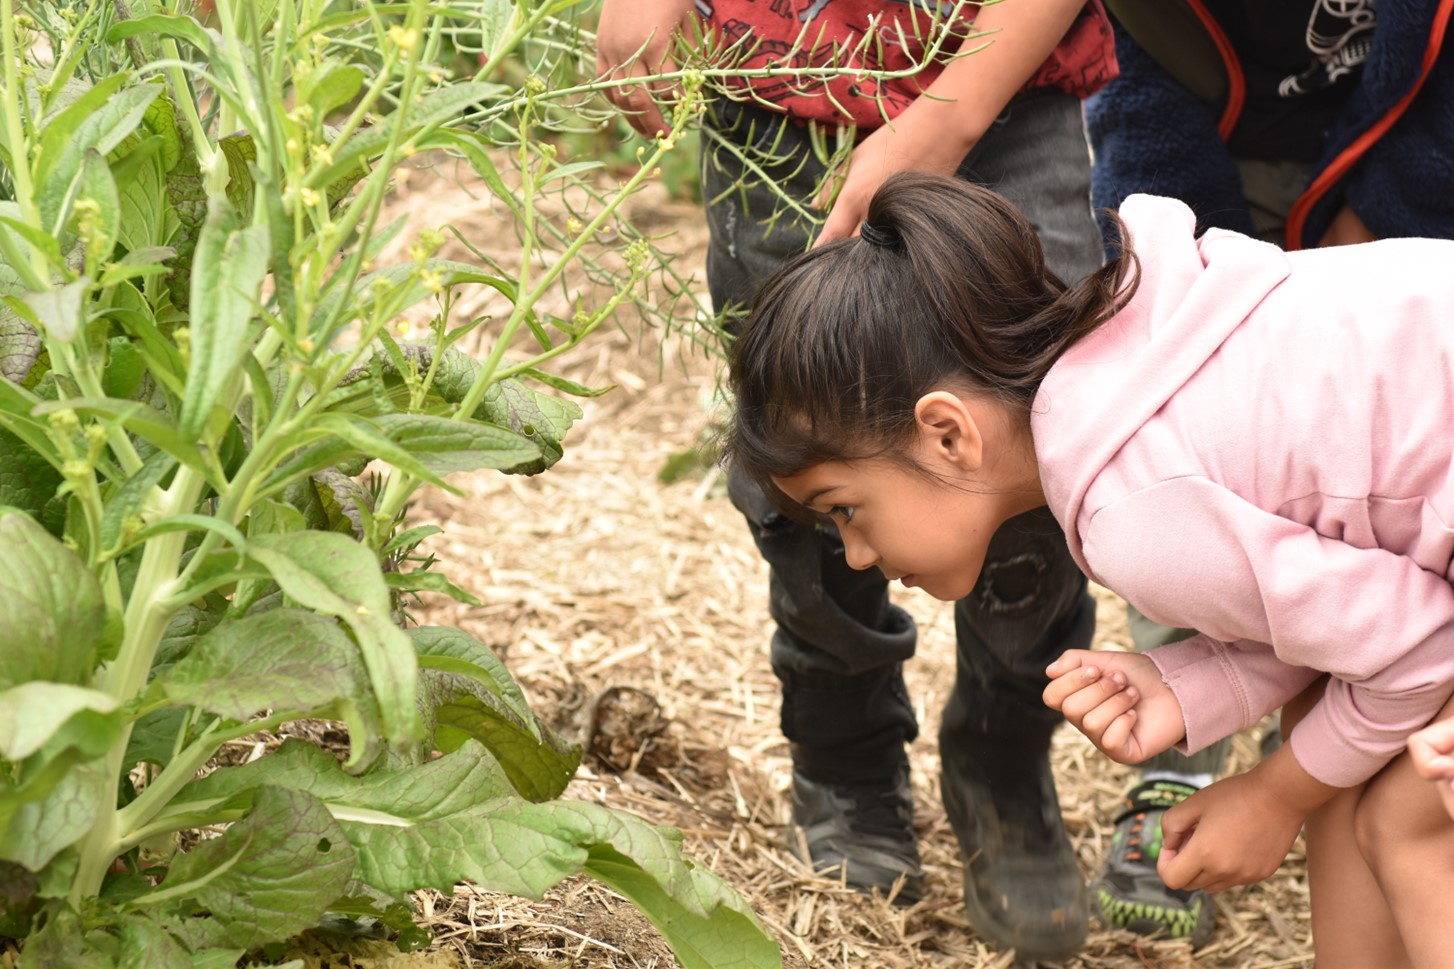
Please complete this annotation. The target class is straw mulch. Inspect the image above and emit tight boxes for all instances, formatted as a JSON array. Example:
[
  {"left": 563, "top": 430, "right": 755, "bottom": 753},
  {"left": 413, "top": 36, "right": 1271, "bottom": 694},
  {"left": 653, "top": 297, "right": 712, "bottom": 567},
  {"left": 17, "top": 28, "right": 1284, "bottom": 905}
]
[{"left": 378, "top": 158, "right": 1315, "bottom": 969}]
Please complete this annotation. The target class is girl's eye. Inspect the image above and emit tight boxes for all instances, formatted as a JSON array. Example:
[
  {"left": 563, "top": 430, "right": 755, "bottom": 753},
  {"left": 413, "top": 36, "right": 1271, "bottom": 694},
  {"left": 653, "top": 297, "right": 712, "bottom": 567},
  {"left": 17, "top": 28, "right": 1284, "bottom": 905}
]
[{"left": 827, "top": 505, "right": 854, "bottom": 523}]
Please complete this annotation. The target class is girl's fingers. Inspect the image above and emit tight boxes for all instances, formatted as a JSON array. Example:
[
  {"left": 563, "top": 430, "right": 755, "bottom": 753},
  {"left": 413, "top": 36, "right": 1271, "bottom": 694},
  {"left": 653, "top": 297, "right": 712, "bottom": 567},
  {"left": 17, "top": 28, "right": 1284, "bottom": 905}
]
[
  {"left": 1095, "top": 705, "right": 1138, "bottom": 757},
  {"left": 1058, "top": 670, "right": 1134, "bottom": 724},
  {"left": 1045, "top": 649, "right": 1097, "bottom": 678},
  {"left": 1042, "top": 663, "right": 1102, "bottom": 710}
]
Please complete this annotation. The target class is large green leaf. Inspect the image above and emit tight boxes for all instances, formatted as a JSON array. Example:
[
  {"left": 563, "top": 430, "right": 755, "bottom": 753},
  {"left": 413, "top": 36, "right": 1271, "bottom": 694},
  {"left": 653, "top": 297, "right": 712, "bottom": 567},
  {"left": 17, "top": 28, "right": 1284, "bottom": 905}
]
[
  {"left": 410, "top": 626, "right": 539, "bottom": 735},
  {"left": 429, "top": 685, "right": 579, "bottom": 802},
  {"left": 0, "top": 313, "right": 41, "bottom": 384},
  {"left": 14, "top": 905, "right": 113, "bottom": 969},
  {"left": 180, "top": 738, "right": 515, "bottom": 818},
  {"left": 149, "top": 787, "right": 356, "bottom": 951},
  {"left": 0, "top": 761, "right": 109, "bottom": 872},
  {"left": 106, "top": 13, "right": 219, "bottom": 55},
  {"left": 178, "top": 195, "right": 269, "bottom": 439},
  {"left": 35, "top": 82, "right": 160, "bottom": 235},
  {"left": 0, "top": 429, "right": 64, "bottom": 534},
  {"left": 247, "top": 533, "right": 420, "bottom": 759},
  {"left": 0, "top": 683, "right": 122, "bottom": 870},
  {"left": 371, "top": 413, "right": 542, "bottom": 476},
  {"left": 0, "top": 512, "right": 106, "bottom": 690},
  {"left": 163, "top": 608, "right": 366, "bottom": 721},
  {"left": 586, "top": 846, "right": 783, "bottom": 969}
]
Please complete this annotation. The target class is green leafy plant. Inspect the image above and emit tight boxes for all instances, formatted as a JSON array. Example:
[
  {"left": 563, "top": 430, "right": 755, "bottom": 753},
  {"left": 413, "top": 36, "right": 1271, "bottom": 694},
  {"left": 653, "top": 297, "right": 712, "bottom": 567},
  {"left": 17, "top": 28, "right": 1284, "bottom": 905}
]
[{"left": 0, "top": 1, "right": 775, "bottom": 966}]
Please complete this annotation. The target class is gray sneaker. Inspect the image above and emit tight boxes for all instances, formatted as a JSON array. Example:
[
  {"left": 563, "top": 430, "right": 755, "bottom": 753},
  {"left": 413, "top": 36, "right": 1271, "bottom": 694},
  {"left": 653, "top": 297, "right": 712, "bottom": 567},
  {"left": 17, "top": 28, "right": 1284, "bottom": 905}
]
[
  {"left": 790, "top": 767, "right": 924, "bottom": 904},
  {"left": 1093, "top": 780, "right": 1214, "bottom": 946}
]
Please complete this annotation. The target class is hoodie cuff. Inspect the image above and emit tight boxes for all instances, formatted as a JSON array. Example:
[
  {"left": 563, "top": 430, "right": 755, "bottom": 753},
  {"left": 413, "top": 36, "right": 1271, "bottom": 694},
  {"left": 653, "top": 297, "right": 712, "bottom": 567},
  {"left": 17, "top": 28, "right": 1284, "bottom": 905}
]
[{"left": 1147, "top": 635, "right": 1251, "bottom": 756}]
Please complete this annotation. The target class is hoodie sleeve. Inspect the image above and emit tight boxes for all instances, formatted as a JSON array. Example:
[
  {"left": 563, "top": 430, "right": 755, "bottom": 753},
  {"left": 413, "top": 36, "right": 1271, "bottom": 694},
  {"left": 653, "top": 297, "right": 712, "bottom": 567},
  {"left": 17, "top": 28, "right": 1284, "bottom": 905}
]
[{"left": 1083, "top": 476, "right": 1454, "bottom": 788}]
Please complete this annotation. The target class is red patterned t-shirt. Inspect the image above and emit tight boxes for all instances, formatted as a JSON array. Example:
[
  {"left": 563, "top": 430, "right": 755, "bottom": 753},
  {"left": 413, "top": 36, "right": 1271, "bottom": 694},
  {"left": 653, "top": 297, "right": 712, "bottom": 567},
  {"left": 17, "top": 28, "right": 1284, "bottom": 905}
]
[{"left": 699, "top": 0, "right": 1117, "bottom": 129}]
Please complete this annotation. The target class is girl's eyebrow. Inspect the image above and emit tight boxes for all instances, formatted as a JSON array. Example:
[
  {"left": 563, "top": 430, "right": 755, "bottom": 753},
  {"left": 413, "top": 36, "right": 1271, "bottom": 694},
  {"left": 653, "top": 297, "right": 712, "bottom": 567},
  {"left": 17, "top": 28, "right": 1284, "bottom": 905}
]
[{"left": 800, "top": 485, "right": 840, "bottom": 507}]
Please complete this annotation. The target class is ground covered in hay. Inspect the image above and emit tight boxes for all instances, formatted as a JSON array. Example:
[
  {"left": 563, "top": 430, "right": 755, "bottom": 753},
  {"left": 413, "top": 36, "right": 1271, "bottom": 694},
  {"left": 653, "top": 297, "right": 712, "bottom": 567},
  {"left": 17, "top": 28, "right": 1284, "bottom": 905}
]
[{"left": 382, "top": 160, "right": 1314, "bottom": 969}]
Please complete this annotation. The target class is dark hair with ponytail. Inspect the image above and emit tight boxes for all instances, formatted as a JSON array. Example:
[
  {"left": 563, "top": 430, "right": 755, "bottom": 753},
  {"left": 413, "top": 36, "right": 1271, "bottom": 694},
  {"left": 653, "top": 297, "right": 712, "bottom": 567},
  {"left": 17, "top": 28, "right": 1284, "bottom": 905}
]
[{"left": 725, "top": 171, "right": 1138, "bottom": 482}]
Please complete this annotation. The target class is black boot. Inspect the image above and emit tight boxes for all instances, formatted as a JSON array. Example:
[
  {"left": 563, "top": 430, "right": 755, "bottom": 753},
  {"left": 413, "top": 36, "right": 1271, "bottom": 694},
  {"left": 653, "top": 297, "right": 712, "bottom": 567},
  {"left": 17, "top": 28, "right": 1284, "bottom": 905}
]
[
  {"left": 940, "top": 692, "right": 1088, "bottom": 961},
  {"left": 789, "top": 744, "right": 924, "bottom": 904}
]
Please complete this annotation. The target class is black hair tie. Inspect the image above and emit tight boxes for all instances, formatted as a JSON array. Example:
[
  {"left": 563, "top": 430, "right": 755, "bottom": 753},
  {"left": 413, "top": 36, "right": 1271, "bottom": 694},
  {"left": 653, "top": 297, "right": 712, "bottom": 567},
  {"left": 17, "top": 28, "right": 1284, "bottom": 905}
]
[{"left": 858, "top": 219, "right": 901, "bottom": 250}]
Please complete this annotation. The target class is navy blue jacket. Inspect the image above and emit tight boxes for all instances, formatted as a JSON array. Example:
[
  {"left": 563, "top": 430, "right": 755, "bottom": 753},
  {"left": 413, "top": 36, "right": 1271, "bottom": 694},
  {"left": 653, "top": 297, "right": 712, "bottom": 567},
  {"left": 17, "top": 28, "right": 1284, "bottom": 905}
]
[{"left": 1087, "top": 0, "right": 1454, "bottom": 248}]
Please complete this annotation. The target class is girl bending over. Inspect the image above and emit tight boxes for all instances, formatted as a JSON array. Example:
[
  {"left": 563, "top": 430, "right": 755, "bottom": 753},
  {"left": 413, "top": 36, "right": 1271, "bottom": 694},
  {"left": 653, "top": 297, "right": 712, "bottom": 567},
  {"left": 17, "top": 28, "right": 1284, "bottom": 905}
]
[{"left": 724, "top": 171, "right": 1454, "bottom": 966}]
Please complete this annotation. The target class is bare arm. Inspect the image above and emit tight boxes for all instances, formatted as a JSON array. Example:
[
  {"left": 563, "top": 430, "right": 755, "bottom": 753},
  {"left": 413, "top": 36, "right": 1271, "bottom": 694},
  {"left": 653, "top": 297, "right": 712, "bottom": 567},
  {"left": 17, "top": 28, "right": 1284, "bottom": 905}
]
[
  {"left": 595, "top": 0, "right": 698, "bottom": 138},
  {"left": 815, "top": 0, "right": 1087, "bottom": 244}
]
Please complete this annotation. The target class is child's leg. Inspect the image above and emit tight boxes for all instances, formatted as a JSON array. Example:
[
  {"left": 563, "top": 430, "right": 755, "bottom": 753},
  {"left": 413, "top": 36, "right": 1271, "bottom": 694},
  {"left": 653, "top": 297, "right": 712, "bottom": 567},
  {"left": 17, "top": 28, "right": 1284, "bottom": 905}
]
[
  {"left": 1305, "top": 785, "right": 1412, "bottom": 968},
  {"left": 1353, "top": 695, "right": 1454, "bottom": 966},
  {"left": 1284, "top": 681, "right": 1412, "bottom": 968}
]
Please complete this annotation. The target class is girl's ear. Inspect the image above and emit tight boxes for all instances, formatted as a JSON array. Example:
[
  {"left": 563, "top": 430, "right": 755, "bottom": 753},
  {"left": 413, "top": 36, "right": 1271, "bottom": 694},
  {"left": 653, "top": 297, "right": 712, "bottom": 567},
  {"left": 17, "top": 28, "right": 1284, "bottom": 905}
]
[{"left": 914, "top": 391, "right": 983, "bottom": 471}]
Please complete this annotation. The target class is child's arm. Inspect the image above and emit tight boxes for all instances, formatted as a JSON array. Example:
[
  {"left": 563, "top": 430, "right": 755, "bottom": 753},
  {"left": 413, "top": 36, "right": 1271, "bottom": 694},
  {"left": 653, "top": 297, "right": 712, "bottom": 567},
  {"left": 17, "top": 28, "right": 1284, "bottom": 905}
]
[
  {"left": 1157, "top": 743, "right": 1339, "bottom": 892},
  {"left": 1043, "top": 649, "right": 1188, "bottom": 764},
  {"left": 1409, "top": 718, "right": 1454, "bottom": 822},
  {"left": 814, "top": 0, "right": 1088, "bottom": 244},
  {"left": 595, "top": 0, "right": 698, "bottom": 138}
]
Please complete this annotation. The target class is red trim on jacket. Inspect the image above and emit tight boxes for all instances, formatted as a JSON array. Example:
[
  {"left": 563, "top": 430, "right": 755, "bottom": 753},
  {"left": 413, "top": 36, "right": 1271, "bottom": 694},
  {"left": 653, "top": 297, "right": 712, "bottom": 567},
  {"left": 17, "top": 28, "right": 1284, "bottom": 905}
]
[
  {"left": 1183, "top": 0, "right": 1245, "bottom": 141},
  {"left": 1285, "top": 0, "right": 1454, "bottom": 249}
]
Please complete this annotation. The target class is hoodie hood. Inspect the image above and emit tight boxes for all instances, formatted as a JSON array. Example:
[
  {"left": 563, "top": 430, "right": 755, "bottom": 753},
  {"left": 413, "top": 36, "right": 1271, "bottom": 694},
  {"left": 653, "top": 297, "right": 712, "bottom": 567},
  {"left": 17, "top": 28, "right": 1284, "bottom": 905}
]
[{"left": 1032, "top": 193, "right": 1292, "bottom": 576}]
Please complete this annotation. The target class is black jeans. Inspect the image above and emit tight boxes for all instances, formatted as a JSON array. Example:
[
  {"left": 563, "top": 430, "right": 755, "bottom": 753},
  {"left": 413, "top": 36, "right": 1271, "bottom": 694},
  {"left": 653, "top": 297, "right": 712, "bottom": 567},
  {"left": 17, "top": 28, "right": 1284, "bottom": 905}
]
[{"left": 705, "top": 93, "right": 1103, "bottom": 781}]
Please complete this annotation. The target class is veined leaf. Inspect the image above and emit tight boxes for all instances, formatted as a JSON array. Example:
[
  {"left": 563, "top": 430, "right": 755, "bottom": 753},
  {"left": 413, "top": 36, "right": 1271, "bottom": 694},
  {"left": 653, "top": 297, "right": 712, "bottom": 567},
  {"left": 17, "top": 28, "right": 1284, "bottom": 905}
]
[
  {"left": 0, "top": 761, "right": 109, "bottom": 873},
  {"left": 247, "top": 533, "right": 421, "bottom": 758},
  {"left": 181, "top": 738, "right": 515, "bottom": 818},
  {"left": 117, "top": 915, "right": 229, "bottom": 969},
  {"left": 371, "top": 413, "right": 541, "bottom": 476},
  {"left": 410, "top": 626, "right": 536, "bottom": 739},
  {"left": 148, "top": 787, "right": 356, "bottom": 951},
  {"left": 106, "top": 12, "right": 219, "bottom": 54},
  {"left": 36, "top": 83, "right": 160, "bottom": 235},
  {"left": 0, "top": 428, "right": 64, "bottom": 535},
  {"left": 217, "top": 133, "right": 257, "bottom": 218},
  {"left": 0, "top": 513, "right": 105, "bottom": 690},
  {"left": 10, "top": 906, "right": 113, "bottom": 969},
  {"left": 0, "top": 682, "right": 117, "bottom": 763},
  {"left": 179, "top": 195, "right": 269, "bottom": 440},
  {"left": 0, "top": 235, "right": 41, "bottom": 385},
  {"left": 430, "top": 687, "right": 579, "bottom": 802},
  {"left": 476, "top": 380, "right": 582, "bottom": 474},
  {"left": 586, "top": 846, "right": 783, "bottom": 969},
  {"left": 0, "top": 684, "right": 123, "bottom": 870},
  {"left": 163, "top": 608, "right": 370, "bottom": 726},
  {"left": 170, "top": 744, "right": 778, "bottom": 967}
]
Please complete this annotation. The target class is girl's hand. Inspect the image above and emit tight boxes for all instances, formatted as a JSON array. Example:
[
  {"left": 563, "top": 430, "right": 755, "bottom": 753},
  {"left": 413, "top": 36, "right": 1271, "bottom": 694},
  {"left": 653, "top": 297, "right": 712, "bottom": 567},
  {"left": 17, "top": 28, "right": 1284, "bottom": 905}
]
[
  {"left": 1043, "top": 650, "right": 1185, "bottom": 764},
  {"left": 1409, "top": 718, "right": 1454, "bottom": 821},
  {"left": 1157, "top": 770, "right": 1306, "bottom": 892}
]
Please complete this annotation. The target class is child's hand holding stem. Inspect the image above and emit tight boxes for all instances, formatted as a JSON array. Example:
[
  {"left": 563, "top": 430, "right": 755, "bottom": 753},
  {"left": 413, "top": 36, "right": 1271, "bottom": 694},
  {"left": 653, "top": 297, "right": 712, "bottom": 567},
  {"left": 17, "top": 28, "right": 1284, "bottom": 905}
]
[{"left": 1042, "top": 649, "right": 1186, "bottom": 764}]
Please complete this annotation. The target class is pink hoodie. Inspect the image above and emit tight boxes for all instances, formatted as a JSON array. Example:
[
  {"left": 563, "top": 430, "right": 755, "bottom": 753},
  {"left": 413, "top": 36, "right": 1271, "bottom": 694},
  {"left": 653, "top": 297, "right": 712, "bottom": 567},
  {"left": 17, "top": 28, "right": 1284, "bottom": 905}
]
[{"left": 1034, "top": 194, "right": 1454, "bottom": 788}]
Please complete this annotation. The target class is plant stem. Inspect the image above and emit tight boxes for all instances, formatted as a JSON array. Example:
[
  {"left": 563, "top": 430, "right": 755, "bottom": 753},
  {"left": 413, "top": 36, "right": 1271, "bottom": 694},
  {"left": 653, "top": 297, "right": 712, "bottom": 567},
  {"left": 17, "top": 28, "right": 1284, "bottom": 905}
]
[
  {"left": 72, "top": 462, "right": 208, "bottom": 903},
  {"left": 0, "top": 0, "right": 49, "bottom": 286},
  {"left": 115, "top": 709, "right": 300, "bottom": 837}
]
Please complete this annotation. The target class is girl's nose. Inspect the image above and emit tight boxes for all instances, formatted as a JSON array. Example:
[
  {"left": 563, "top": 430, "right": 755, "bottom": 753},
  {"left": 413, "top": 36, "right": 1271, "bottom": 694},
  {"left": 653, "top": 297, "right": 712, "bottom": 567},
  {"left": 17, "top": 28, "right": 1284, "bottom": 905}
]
[{"left": 840, "top": 531, "right": 878, "bottom": 571}]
